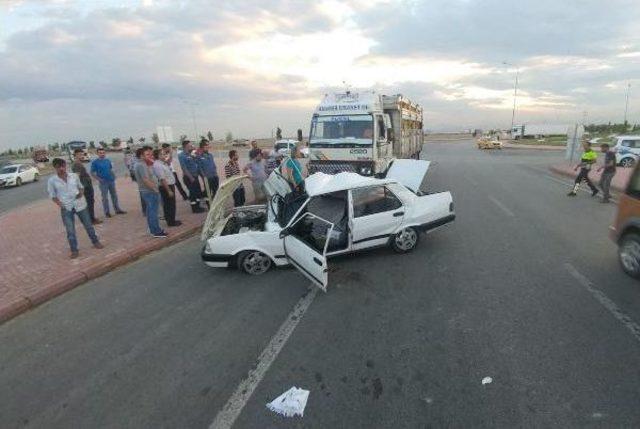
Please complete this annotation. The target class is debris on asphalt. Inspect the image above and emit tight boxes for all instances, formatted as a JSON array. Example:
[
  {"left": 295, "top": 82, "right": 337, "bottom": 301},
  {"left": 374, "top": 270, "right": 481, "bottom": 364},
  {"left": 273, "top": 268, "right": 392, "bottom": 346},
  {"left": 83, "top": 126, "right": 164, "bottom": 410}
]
[
  {"left": 266, "top": 387, "right": 310, "bottom": 417},
  {"left": 481, "top": 377, "right": 492, "bottom": 385}
]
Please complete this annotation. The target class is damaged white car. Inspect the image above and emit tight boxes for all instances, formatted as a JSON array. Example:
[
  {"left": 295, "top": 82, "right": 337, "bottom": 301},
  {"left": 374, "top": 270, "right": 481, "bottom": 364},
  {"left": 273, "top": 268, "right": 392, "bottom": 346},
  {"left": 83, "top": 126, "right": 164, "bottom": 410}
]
[{"left": 200, "top": 159, "right": 455, "bottom": 290}]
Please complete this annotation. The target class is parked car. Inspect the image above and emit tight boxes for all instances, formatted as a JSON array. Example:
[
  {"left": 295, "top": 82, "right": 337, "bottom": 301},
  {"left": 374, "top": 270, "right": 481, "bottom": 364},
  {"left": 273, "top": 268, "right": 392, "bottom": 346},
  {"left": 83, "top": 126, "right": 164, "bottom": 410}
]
[
  {"left": 612, "top": 135, "right": 640, "bottom": 168},
  {"left": 201, "top": 159, "right": 455, "bottom": 290},
  {"left": 611, "top": 163, "right": 640, "bottom": 278},
  {"left": 274, "top": 139, "right": 309, "bottom": 157},
  {"left": 0, "top": 163, "right": 40, "bottom": 187}
]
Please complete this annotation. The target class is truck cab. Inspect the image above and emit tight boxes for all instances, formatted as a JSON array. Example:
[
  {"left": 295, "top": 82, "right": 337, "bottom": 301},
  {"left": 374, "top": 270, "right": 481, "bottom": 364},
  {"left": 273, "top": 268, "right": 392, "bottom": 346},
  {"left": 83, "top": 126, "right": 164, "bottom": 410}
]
[{"left": 308, "top": 91, "right": 422, "bottom": 177}]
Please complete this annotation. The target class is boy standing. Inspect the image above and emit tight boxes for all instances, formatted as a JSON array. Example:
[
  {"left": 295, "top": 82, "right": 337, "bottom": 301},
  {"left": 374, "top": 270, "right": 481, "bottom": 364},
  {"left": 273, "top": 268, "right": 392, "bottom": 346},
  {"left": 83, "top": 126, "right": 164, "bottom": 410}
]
[{"left": 224, "top": 150, "right": 245, "bottom": 207}]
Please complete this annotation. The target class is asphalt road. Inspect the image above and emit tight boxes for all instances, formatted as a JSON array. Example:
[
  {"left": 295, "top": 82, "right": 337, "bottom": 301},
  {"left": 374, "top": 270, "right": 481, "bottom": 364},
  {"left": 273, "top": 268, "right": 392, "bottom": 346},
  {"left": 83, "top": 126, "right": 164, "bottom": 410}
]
[{"left": 3, "top": 140, "right": 640, "bottom": 428}]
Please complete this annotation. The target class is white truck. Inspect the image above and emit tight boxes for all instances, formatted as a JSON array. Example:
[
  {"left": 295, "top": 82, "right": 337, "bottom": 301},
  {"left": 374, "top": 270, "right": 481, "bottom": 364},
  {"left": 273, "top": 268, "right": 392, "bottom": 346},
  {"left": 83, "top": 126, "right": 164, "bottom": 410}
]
[
  {"left": 511, "top": 124, "right": 568, "bottom": 139},
  {"left": 308, "top": 91, "right": 423, "bottom": 176}
]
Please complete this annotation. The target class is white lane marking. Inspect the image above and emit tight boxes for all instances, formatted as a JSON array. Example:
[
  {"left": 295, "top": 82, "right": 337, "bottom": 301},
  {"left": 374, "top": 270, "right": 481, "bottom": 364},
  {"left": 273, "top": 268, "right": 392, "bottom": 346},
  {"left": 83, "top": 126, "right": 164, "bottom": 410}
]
[
  {"left": 488, "top": 196, "right": 515, "bottom": 217},
  {"left": 209, "top": 286, "right": 319, "bottom": 429},
  {"left": 564, "top": 263, "right": 640, "bottom": 342}
]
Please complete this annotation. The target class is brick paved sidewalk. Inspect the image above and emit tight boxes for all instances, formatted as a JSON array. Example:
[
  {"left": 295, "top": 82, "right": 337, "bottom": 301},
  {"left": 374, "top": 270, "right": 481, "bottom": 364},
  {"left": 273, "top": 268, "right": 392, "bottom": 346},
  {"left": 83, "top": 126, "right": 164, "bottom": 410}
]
[
  {"left": 0, "top": 160, "right": 258, "bottom": 323},
  {"left": 549, "top": 163, "right": 632, "bottom": 193}
]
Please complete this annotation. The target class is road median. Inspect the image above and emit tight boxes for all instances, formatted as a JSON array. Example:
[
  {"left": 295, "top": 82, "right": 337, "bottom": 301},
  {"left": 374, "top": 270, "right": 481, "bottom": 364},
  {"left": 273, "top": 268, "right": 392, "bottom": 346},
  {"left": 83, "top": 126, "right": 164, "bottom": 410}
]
[{"left": 549, "top": 163, "right": 631, "bottom": 193}]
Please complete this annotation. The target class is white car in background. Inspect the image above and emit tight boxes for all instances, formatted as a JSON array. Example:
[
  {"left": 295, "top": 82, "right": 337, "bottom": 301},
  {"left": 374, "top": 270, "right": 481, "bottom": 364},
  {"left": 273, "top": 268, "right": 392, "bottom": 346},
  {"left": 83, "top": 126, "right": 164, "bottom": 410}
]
[
  {"left": 274, "top": 139, "right": 309, "bottom": 158},
  {"left": 0, "top": 164, "right": 40, "bottom": 188},
  {"left": 200, "top": 159, "right": 455, "bottom": 290},
  {"left": 612, "top": 135, "right": 640, "bottom": 168}
]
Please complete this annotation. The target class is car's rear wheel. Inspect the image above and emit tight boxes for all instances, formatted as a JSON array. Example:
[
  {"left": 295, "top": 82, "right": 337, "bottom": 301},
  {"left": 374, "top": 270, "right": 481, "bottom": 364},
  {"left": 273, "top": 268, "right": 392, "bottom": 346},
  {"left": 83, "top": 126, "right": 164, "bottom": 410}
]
[
  {"left": 15, "top": 177, "right": 22, "bottom": 186},
  {"left": 621, "top": 157, "right": 636, "bottom": 168},
  {"left": 391, "top": 227, "right": 419, "bottom": 253},
  {"left": 619, "top": 233, "right": 640, "bottom": 279},
  {"left": 238, "top": 250, "right": 272, "bottom": 275},
  {"left": 33, "top": 173, "right": 39, "bottom": 182}
]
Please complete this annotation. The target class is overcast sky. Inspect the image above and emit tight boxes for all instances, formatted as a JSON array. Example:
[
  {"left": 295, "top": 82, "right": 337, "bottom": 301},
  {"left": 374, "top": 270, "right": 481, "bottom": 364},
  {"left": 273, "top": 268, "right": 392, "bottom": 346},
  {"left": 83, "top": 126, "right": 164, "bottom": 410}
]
[{"left": 1, "top": 0, "right": 639, "bottom": 150}]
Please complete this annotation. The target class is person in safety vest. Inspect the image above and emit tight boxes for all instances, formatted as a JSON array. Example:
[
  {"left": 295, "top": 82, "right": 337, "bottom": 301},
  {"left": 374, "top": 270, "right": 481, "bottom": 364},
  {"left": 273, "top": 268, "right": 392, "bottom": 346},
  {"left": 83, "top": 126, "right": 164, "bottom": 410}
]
[{"left": 568, "top": 141, "right": 599, "bottom": 197}]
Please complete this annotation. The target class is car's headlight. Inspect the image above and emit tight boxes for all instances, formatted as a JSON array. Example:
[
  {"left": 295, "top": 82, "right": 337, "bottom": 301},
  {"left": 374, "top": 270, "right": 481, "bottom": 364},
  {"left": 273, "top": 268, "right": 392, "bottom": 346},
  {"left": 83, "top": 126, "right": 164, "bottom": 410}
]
[{"left": 358, "top": 166, "right": 372, "bottom": 176}]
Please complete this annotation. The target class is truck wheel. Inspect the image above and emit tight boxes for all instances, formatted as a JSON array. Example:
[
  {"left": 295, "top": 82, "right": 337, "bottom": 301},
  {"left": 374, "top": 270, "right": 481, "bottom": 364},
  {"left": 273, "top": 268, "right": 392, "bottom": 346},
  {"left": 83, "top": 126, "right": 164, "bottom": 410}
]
[
  {"left": 621, "top": 158, "right": 635, "bottom": 168},
  {"left": 238, "top": 250, "right": 272, "bottom": 275},
  {"left": 391, "top": 227, "right": 419, "bottom": 253},
  {"left": 619, "top": 233, "right": 640, "bottom": 279}
]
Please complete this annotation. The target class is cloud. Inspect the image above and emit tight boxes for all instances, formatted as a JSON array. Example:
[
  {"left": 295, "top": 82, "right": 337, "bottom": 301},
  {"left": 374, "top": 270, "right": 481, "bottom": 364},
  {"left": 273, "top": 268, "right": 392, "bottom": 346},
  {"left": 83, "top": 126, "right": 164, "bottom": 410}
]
[{"left": 0, "top": 0, "right": 639, "bottom": 149}]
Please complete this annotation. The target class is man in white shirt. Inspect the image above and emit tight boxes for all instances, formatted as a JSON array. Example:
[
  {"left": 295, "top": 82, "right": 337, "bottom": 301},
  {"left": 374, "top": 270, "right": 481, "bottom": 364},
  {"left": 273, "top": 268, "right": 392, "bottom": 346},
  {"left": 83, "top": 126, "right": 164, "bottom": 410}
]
[
  {"left": 161, "top": 143, "right": 188, "bottom": 201},
  {"left": 153, "top": 148, "right": 181, "bottom": 227},
  {"left": 47, "top": 158, "right": 104, "bottom": 259}
]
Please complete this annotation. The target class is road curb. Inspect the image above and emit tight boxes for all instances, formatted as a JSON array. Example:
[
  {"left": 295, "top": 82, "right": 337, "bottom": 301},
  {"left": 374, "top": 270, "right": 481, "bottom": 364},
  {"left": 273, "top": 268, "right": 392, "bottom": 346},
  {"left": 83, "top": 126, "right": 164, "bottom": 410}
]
[
  {"left": 548, "top": 165, "right": 626, "bottom": 193},
  {"left": 0, "top": 224, "right": 202, "bottom": 325},
  {"left": 503, "top": 144, "right": 565, "bottom": 151}
]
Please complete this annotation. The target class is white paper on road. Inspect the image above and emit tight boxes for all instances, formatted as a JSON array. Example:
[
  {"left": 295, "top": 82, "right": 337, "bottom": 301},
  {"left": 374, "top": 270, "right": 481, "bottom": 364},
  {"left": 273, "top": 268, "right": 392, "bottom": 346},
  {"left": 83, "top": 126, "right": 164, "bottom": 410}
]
[
  {"left": 482, "top": 377, "right": 492, "bottom": 385},
  {"left": 266, "top": 387, "right": 310, "bottom": 417}
]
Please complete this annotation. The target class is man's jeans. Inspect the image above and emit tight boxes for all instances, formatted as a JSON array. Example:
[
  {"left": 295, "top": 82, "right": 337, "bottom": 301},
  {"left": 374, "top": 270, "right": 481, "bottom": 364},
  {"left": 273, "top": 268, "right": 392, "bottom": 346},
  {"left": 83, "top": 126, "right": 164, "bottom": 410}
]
[
  {"left": 600, "top": 171, "right": 615, "bottom": 200},
  {"left": 61, "top": 207, "right": 99, "bottom": 252},
  {"left": 140, "top": 191, "right": 163, "bottom": 235},
  {"left": 99, "top": 180, "right": 122, "bottom": 215}
]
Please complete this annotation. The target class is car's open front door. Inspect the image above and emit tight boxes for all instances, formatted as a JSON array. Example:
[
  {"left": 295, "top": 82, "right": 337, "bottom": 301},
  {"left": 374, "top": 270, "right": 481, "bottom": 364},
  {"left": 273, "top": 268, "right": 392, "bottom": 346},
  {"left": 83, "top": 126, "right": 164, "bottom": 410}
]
[{"left": 283, "top": 212, "right": 334, "bottom": 291}]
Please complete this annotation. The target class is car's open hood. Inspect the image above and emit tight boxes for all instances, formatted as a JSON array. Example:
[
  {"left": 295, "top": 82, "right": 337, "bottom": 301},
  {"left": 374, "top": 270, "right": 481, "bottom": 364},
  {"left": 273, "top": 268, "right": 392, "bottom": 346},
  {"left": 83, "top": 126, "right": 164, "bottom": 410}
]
[
  {"left": 385, "top": 159, "right": 430, "bottom": 193},
  {"left": 200, "top": 175, "right": 247, "bottom": 240}
]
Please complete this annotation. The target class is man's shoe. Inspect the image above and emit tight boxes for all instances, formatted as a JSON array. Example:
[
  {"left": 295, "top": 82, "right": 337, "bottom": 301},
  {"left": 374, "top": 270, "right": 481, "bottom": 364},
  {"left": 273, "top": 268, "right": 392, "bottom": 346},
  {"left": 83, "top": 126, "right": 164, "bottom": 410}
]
[
  {"left": 93, "top": 242, "right": 104, "bottom": 249},
  {"left": 567, "top": 191, "right": 577, "bottom": 196},
  {"left": 168, "top": 220, "right": 183, "bottom": 227},
  {"left": 70, "top": 251, "right": 79, "bottom": 259},
  {"left": 106, "top": 213, "right": 113, "bottom": 218},
  {"left": 116, "top": 210, "right": 127, "bottom": 215},
  {"left": 152, "top": 231, "right": 168, "bottom": 238},
  {"left": 92, "top": 218, "right": 103, "bottom": 225},
  {"left": 601, "top": 198, "right": 611, "bottom": 203},
  {"left": 592, "top": 189, "right": 599, "bottom": 197}
]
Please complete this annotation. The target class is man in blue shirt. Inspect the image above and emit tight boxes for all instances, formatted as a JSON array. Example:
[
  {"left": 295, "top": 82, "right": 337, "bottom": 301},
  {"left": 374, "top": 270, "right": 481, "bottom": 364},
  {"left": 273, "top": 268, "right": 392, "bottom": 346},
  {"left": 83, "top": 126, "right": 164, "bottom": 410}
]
[
  {"left": 178, "top": 140, "right": 205, "bottom": 213},
  {"left": 90, "top": 147, "right": 126, "bottom": 217},
  {"left": 197, "top": 141, "right": 219, "bottom": 203}
]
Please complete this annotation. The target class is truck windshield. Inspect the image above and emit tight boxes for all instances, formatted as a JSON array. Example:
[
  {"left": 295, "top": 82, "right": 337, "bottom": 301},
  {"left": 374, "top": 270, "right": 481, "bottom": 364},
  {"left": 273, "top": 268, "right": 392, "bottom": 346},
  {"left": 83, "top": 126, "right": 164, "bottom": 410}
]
[{"left": 310, "top": 115, "right": 373, "bottom": 148}]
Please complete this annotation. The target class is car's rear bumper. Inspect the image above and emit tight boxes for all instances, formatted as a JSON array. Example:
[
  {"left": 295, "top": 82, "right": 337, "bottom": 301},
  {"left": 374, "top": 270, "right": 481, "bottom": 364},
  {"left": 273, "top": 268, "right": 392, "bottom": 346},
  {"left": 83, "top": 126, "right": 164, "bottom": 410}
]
[{"left": 420, "top": 214, "right": 456, "bottom": 232}]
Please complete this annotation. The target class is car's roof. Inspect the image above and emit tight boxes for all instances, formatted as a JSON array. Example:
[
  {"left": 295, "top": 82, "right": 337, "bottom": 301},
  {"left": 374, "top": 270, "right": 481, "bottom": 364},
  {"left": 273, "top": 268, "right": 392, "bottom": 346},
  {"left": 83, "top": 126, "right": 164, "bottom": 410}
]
[{"left": 305, "top": 172, "right": 395, "bottom": 196}]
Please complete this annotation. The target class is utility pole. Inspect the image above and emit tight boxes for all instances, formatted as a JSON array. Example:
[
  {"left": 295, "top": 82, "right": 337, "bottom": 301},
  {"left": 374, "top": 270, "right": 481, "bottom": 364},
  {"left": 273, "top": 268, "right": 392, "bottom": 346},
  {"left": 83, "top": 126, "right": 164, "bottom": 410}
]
[
  {"left": 503, "top": 62, "right": 519, "bottom": 134},
  {"left": 624, "top": 83, "right": 631, "bottom": 125}
]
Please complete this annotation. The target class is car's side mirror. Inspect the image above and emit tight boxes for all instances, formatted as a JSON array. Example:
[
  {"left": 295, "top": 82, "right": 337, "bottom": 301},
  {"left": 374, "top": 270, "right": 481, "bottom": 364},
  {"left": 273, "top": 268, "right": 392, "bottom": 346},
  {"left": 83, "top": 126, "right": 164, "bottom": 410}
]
[{"left": 279, "top": 227, "right": 291, "bottom": 239}]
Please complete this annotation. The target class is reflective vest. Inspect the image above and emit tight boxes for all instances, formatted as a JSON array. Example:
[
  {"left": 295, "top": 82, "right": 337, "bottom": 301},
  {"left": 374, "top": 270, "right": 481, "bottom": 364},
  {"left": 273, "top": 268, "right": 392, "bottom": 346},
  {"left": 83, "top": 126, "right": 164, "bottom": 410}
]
[{"left": 581, "top": 150, "right": 597, "bottom": 164}]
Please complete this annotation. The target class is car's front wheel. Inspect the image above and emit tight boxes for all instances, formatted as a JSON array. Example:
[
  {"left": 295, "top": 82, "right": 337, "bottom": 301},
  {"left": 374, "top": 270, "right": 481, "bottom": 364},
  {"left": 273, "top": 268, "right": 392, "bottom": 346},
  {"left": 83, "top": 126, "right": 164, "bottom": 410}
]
[
  {"left": 619, "top": 233, "right": 640, "bottom": 279},
  {"left": 620, "top": 157, "right": 636, "bottom": 168},
  {"left": 237, "top": 250, "right": 272, "bottom": 275},
  {"left": 391, "top": 227, "right": 419, "bottom": 253},
  {"left": 15, "top": 177, "right": 22, "bottom": 186}
]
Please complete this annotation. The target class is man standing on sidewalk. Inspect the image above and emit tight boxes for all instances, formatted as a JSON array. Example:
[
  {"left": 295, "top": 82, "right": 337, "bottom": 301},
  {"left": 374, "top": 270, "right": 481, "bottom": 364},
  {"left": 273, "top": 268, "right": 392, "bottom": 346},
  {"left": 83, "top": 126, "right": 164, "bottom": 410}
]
[
  {"left": 162, "top": 143, "right": 188, "bottom": 201},
  {"left": 225, "top": 150, "right": 245, "bottom": 207},
  {"left": 249, "top": 140, "right": 261, "bottom": 160},
  {"left": 48, "top": 158, "right": 104, "bottom": 258},
  {"left": 196, "top": 140, "right": 219, "bottom": 204},
  {"left": 91, "top": 147, "right": 127, "bottom": 217},
  {"left": 72, "top": 149, "right": 101, "bottom": 225},
  {"left": 567, "top": 141, "right": 599, "bottom": 197},
  {"left": 134, "top": 146, "right": 167, "bottom": 238},
  {"left": 178, "top": 140, "right": 205, "bottom": 213},
  {"left": 597, "top": 143, "right": 617, "bottom": 203},
  {"left": 152, "top": 149, "right": 182, "bottom": 227}
]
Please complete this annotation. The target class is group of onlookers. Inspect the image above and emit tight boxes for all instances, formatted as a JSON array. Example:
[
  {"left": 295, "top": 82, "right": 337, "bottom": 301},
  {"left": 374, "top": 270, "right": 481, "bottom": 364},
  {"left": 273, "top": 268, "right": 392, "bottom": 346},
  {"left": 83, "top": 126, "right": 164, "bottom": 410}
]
[{"left": 48, "top": 139, "right": 306, "bottom": 258}]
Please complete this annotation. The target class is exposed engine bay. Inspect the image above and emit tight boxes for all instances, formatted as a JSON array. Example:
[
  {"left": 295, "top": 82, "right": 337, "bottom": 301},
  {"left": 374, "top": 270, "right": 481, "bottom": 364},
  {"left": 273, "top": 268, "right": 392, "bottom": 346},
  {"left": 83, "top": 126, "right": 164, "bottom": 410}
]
[{"left": 221, "top": 206, "right": 267, "bottom": 236}]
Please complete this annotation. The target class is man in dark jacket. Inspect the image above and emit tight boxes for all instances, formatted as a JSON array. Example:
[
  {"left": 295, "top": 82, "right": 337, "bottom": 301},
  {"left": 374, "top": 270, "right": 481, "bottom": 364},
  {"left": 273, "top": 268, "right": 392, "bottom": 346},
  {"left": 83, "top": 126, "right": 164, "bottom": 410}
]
[{"left": 72, "top": 148, "right": 102, "bottom": 224}]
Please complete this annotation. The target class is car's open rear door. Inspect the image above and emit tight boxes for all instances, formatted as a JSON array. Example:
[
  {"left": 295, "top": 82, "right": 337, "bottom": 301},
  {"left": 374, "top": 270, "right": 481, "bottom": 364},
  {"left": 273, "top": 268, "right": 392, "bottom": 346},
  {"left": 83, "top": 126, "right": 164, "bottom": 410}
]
[{"left": 283, "top": 213, "right": 334, "bottom": 291}]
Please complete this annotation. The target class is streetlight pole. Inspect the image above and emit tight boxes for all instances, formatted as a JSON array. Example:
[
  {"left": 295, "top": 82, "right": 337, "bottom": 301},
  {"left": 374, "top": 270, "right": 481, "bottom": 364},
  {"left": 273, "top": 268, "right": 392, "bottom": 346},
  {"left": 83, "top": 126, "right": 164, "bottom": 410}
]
[
  {"left": 503, "top": 62, "right": 519, "bottom": 135},
  {"left": 624, "top": 83, "right": 631, "bottom": 125}
]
